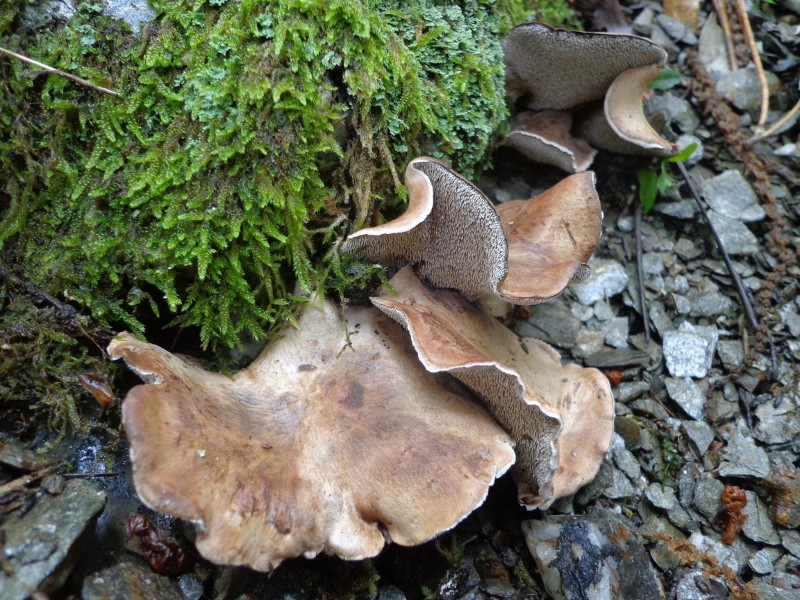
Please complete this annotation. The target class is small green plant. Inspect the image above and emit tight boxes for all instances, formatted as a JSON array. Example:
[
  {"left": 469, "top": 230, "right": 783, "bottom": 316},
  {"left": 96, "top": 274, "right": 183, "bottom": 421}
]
[
  {"left": 637, "top": 142, "right": 697, "bottom": 214},
  {"left": 647, "top": 68, "right": 682, "bottom": 91}
]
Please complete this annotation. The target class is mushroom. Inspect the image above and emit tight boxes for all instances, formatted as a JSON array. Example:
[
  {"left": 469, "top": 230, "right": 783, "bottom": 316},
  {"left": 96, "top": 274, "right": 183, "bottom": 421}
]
[
  {"left": 108, "top": 298, "right": 514, "bottom": 571},
  {"left": 504, "top": 111, "right": 597, "bottom": 173},
  {"left": 342, "top": 157, "right": 602, "bottom": 304},
  {"left": 372, "top": 266, "right": 614, "bottom": 509},
  {"left": 501, "top": 22, "right": 675, "bottom": 170}
]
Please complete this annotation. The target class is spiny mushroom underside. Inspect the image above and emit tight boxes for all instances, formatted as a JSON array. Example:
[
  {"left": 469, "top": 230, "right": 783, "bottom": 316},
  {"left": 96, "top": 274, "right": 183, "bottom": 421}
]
[
  {"left": 504, "top": 111, "right": 598, "bottom": 173},
  {"left": 343, "top": 157, "right": 602, "bottom": 305},
  {"left": 502, "top": 22, "right": 667, "bottom": 111},
  {"left": 108, "top": 299, "right": 515, "bottom": 571},
  {"left": 372, "top": 267, "right": 614, "bottom": 509},
  {"left": 496, "top": 171, "right": 601, "bottom": 304},
  {"left": 341, "top": 157, "right": 508, "bottom": 300}
]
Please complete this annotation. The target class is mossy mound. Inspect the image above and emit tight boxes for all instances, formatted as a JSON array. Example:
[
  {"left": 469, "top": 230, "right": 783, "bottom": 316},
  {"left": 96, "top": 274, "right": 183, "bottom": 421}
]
[{"left": 0, "top": 0, "right": 576, "bottom": 350}]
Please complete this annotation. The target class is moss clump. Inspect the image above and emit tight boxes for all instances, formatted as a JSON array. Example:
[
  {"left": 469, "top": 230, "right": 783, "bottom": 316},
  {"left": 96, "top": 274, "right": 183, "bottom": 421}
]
[{"left": 1, "top": 0, "right": 531, "bottom": 349}]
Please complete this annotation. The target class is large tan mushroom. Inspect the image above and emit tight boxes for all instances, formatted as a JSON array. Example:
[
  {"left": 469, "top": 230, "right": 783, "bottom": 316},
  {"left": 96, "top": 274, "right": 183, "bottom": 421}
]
[
  {"left": 372, "top": 267, "right": 614, "bottom": 509},
  {"left": 108, "top": 299, "right": 515, "bottom": 571},
  {"left": 502, "top": 23, "right": 675, "bottom": 170},
  {"left": 342, "top": 157, "right": 602, "bottom": 304}
]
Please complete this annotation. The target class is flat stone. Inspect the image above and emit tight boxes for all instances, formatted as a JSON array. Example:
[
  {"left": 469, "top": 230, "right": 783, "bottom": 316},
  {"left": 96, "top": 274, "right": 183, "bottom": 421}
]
[
  {"left": 682, "top": 420, "right": 715, "bottom": 455},
  {"left": 584, "top": 348, "right": 650, "bottom": 368},
  {"left": 749, "top": 548, "right": 781, "bottom": 575},
  {"left": 632, "top": 7, "right": 656, "bottom": 35},
  {"left": 782, "top": 530, "right": 800, "bottom": 558},
  {"left": 675, "top": 134, "right": 703, "bottom": 166},
  {"left": 522, "top": 508, "right": 663, "bottom": 600},
  {"left": 646, "top": 93, "right": 700, "bottom": 133},
  {"left": 742, "top": 491, "right": 781, "bottom": 545},
  {"left": 754, "top": 394, "right": 800, "bottom": 445},
  {"left": 517, "top": 302, "right": 580, "bottom": 349},
  {"left": 689, "top": 532, "right": 739, "bottom": 572},
  {"left": 751, "top": 574, "right": 800, "bottom": 600},
  {"left": 654, "top": 199, "right": 698, "bottom": 220},
  {"left": 649, "top": 301, "right": 675, "bottom": 338},
  {"left": 675, "top": 571, "right": 730, "bottom": 600},
  {"left": 719, "top": 422, "right": 771, "bottom": 479},
  {"left": 715, "top": 68, "right": 780, "bottom": 112},
  {"left": 702, "top": 170, "right": 765, "bottom": 222},
  {"left": 178, "top": 574, "right": 204, "bottom": 600},
  {"left": 665, "top": 378, "right": 706, "bottom": 420},
  {"left": 663, "top": 323, "right": 719, "bottom": 378},
  {"left": 645, "top": 482, "right": 678, "bottom": 511},
  {"left": 103, "top": 0, "right": 156, "bottom": 32},
  {"left": 717, "top": 340, "right": 745, "bottom": 368},
  {"left": 631, "top": 398, "right": 672, "bottom": 421},
  {"left": 571, "top": 258, "right": 629, "bottom": 305},
  {"left": 480, "top": 579, "right": 516, "bottom": 598},
  {"left": 603, "top": 467, "right": 636, "bottom": 499},
  {"left": 707, "top": 211, "right": 760, "bottom": 256},
  {"left": 642, "top": 252, "right": 666, "bottom": 275},
  {"left": 779, "top": 308, "right": 800, "bottom": 337},
  {"left": 0, "top": 480, "right": 106, "bottom": 600},
  {"left": 573, "top": 329, "right": 605, "bottom": 359},
  {"left": 698, "top": 14, "right": 730, "bottom": 77},
  {"left": 615, "top": 381, "right": 651, "bottom": 403},
  {"left": 593, "top": 301, "right": 614, "bottom": 321},
  {"left": 685, "top": 289, "right": 735, "bottom": 317},
  {"left": 0, "top": 440, "right": 56, "bottom": 471},
  {"left": 603, "top": 317, "right": 629, "bottom": 349},
  {"left": 693, "top": 475, "right": 724, "bottom": 521},
  {"left": 655, "top": 14, "right": 698, "bottom": 44},
  {"left": 83, "top": 562, "right": 182, "bottom": 600},
  {"left": 612, "top": 438, "right": 642, "bottom": 482},
  {"left": 378, "top": 585, "right": 407, "bottom": 600},
  {"left": 674, "top": 237, "right": 702, "bottom": 260}
]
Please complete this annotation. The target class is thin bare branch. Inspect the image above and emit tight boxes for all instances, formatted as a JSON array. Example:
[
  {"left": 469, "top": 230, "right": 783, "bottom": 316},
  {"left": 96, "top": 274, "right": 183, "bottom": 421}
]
[
  {"left": 0, "top": 46, "right": 119, "bottom": 97},
  {"left": 748, "top": 97, "right": 800, "bottom": 143},
  {"left": 712, "top": 0, "right": 738, "bottom": 72},
  {"left": 731, "top": 0, "right": 769, "bottom": 130}
]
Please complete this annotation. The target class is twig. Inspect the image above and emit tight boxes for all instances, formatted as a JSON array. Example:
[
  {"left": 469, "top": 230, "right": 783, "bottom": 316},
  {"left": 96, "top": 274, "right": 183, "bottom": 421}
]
[
  {"left": 0, "top": 464, "right": 62, "bottom": 497},
  {"left": 731, "top": 0, "right": 769, "bottom": 131},
  {"left": 676, "top": 162, "right": 760, "bottom": 332},
  {"left": 61, "top": 471, "right": 121, "bottom": 478},
  {"left": 748, "top": 97, "right": 800, "bottom": 143},
  {"left": 712, "top": 0, "right": 738, "bottom": 72},
  {"left": 0, "top": 46, "right": 118, "bottom": 97},
  {"left": 634, "top": 202, "right": 651, "bottom": 342}
]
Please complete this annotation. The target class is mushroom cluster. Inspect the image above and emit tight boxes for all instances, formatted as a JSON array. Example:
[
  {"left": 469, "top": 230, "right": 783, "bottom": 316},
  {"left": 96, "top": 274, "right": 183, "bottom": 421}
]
[
  {"left": 502, "top": 23, "right": 677, "bottom": 172},
  {"left": 110, "top": 152, "right": 614, "bottom": 571}
]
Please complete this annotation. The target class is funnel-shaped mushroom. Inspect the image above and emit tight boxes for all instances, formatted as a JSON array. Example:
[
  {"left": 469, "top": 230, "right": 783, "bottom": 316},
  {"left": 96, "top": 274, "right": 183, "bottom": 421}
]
[
  {"left": 504, "top": 111, "right": 598, "bottom": 173},
  {"left": 372, "top": 267, "right": 614, "bottom": 509},
  {"left": 342, "top": 157, "right": 602, "bottom": 304},
  {"left": 576, "top": 64, "right": 678, "bottom": 156},
  {"left": 108, "top": 299, "right": 514, "bottom": 571},
  {"left": 502, "top": 23, "right": 666, "bottom": 111}
]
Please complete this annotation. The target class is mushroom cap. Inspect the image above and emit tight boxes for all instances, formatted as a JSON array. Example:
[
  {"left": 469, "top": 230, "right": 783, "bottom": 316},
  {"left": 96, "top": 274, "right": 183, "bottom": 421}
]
[
  {"left": 372, "top": 267, "right": 614, "bottom": 509},
  {"left": 504, "top": 111, "right": 598, "bottom": 173},
  {"left": 108, "top": 299, "right": 514, "bottom": 571},
  {"left": 342, "top": 157, "right": 508, "bottom": 300},
  {"left": 496, "top": 171, "right": 601, "bottom": 304},
  {"left": 503, "top": 22, "right": 667, "bottom": 111}
]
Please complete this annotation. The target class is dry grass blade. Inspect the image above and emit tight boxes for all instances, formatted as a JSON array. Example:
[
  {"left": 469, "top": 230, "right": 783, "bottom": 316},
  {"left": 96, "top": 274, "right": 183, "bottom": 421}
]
[
  {"left": 748, "top": 97, "right": 800, "bottom": 143},
  {"left": 731, "top": 0, "right": 769, "bottom": 131},
  {"left": 712, "top": 0, "right": 738, "bottom": 72},
  {"left": 0, "top": 46, "right": 119, "bottom": 97}
]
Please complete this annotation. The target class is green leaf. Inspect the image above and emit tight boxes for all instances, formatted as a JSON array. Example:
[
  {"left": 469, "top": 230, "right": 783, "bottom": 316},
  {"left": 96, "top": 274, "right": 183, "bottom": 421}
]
[
  {"left": 638, "top": 168, "right": 659, "bottom": 214},
  {"left": 666, "top": 142, "right": 698, "bottom": 163},
  {"left": 648, "top": 69, "right": 682, "bottom": 91}
]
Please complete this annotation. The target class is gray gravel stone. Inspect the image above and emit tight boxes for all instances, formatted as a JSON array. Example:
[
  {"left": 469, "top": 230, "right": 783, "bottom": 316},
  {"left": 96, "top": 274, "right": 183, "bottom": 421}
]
[
  {"left": 632, "top": 7, "right": 656, "bottom": 35},
  {"left": 479, "top": 579, "right": 516, "bottom": 598},
  {"left": 573, "top": 329, "right": 605, "bottom": 358},
  {"left": 603, "top": 317, "right": 629, "bottom": 349},
  {"left": 103, "top": 0, "right": 155, "bottom": 31},
  {"left": 612, "top": 439, "right": 642, "bottom": 482},
  {"left": 689, "top": 532, "right": 739, "bottom": 572},
  {"left": 749, "top": 548, "right": 782, "bottom": 575},
  {"left": 742, "top": 491, "right": 781, "bottom": 545},
  {"left": 717, "top": 340, "right": 745, "bottom": 368},
  {"left": 649, "top": 302, "right": 675, "bottom": 337},
  {"left": 663, "top": 322, "right": 719, "bottom": 378},
  {"left": 754, "top": 394, "right": 800, "bottom": 445},
  {"left": 715, "top": 68, "right": 780, "bottom": 112},
  {"left": 615, "top": 381, "right": 651, "bottom": 403},
  {"left": 782, "top": 530, "right": 800, "bottom": 558},
  {"left": 645, "top": 482, "right": 678, "bottom": 511},
  {"left": 693, "top": 475, "right": 724, "bottom": 521},
  {"left": 593, "top": 300, "right": 614, "bottom": 321},
  {"left": 665, "top": 377, "right": 706, "bottom": 419},
  {"left": 780, "top": 308, "right": 800, "bottom": 337},
  {"left": 698, "top": 14, "right": 730, "bottom": 77},
  {"left": 516, "top": 302, "right": 580, "bottom": 348},
  {"left": 646, "top": 93, "right": 700, "bottom": 133},
  {"left": 653, "top": 199, "right": 698, "bottom": 220},
  {"left": 702, "top": 170, "right": 765, "bottom": 222},
  {"left": 751, "top": 574, "right": 800, "bottom": 600},
  {"left": 178, "top": 574, "right": 204, "bottom": 600},
  {"left": 675, "top": 134, "right": 703, "bottom": 166},
  {"left": 571, "top": 258, "right": 629, "bottom": 305},
  {"left": 719, "top": 422, "right": 771, "bottom": 478},
  {"left": 0, "top": 480, "right": 106, "bottom": 600},
  {"left": 603, "top": 468, "right": 636, "bottom": 499},
  {"left": 523, "top": 508, "right": 664, "bottom": 600},
  {"left": 674, "top": 237, "right": 702, "bottom": 260},
  {"left": 655, "top": 14, "right": 698, "bottom": 43},
  {"left": 682, "top": 420, "right": 715, "bottom": 455},
  {"left": 707, "top": 211, "right": 760, "bottom": 255},
  {"left": 675, "top": 571, "right": 729, "bottom": 600},
  {"left": 685, "top": 289, "right": 735, "bottom": 317},
  {"left": 83, "top": 562, "right": 182, "bottom": 600}
]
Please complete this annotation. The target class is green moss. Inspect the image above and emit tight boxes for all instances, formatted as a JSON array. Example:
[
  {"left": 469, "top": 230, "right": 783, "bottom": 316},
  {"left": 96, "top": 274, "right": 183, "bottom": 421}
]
[{"left": 1, "top": 0, "right": 521, "bottom": 349}]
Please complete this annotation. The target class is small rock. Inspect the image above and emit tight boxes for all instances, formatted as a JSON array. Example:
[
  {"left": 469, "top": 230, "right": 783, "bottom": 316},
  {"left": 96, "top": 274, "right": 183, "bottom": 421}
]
[
  {"left": 763, "top": 466, "right": 800, "bottom": 529},
  {"left": 522, "top": 508, "right": 663, "bottom": 600},
  {"left": 571, "top": 258, "right": 629, "bottom": 305},
  {"left": 706, "top": 212, "right": 760, "bottom": 255},
  {"left": 702, "top": 170, "right": 765, "bottom": 222},
  {"left": 749, "top": 548, "right": 782, "bottom": 575},
  {"left": 603, "top": 467, "right": 637, "bottom": 499},
  {"left": 0, "top": 480, "right": 106, "bottom": 600},
  {"left": 653, "top": 199, "right": 697, "bottom": 220},
  {"left": 655, "top": 14, "right": 698, "bottom": 44},
  {"left": 0, "top": 440, "right": 57, "bottom": 471},
  {"left": 612, "top": 438, "right": 642, "bottom": 482},
  {"left": 178, "top": 573, "right": 204, "bottom": 600},
  {"left": 517, "top": 302, "right": 580, "bottom": 348},
  {"left": 675, "top": 134, "right": 703, "bottom": 165},
  {"left": 584, "top": 348, "right": 650, "bottom": 368},
  {"left": 573, "top": 329, "right": 605, "bottom": 358},
  {"left": 742, "top": 491, "right": 781, "bottom": 545},
  {"left": 615, "top": 381, "right": 651, "bottom": 403},
  {"left": 663, "top": 322, "right": 719, "bottom": 378},
  {"left": 779, "top": 308, "right": 800, "bottom": 337},
  {"left": 698, "top": 14, "right": 730, "bottom": 77},
  {"left": 689, "top": 531, "right": 739, "bottom": 572},
  {"left": 682, "top": 420, "right": 715, "bottom": 455},
  {"left": 103, "top": 0, "right": 156, "bottom": 32},
  {"left": 646, "top": 93, "right": 700, "bottom": 133},
  {"left": 645, "top": 482, "right": 678, "bottom": 511},
  {"left": 603, "top": 317, "right": 629, "bottom": 349},
  {"left": 782, "top": 530, "right": 800, "bottom": 559},
  {"left": 719, "top": 422, "right": 770, "bottom": 479},
  {"left": 674, "top": 237, "right": 702, "bottom": 260},
  {"left": 665, "top": 378, "right": 706, "bottom": 420},
  {"left": 685, "top": 289, "right": 735, "bottom": 317},
  {"left": 717, "top": 340, "right": 745, "bottom": 368},
  {"left": 632, "top": 7, "right": 656, "bottom": 36},
  {"left": 649, "top": 302, "right": 675, "bottom": 337},
  {"left": 593, "top": 300, "right": 615, "bottom": 321},
  {"left": 693, "top": 475, "right": 724, "bottom": 521},
  {"left": 715, "top": 68, "right": 780, "bottom": 112},
  {"left": 83, "top": 562, "right": 182, "bottom": 600},
  {"left": 631, "top": 398, "right": 672, "bottom": 421},
  {"left": 751, "top": 573, "right": 800, "bottom": 600},
  {"left": 479, "top": 579, "right": 516, "bottom": 598},
  {"left": 675, "top": 571, "right": 730, "bottom": 600},
  {"left": 754, "top": 395, "right": 800, "bottom": 445}
]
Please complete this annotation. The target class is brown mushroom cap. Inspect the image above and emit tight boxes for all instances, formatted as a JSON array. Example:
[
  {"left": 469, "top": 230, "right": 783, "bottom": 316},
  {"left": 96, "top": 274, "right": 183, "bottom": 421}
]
[
  {"left": 504, "top": 111, "right": 598, "bottom": 173},
  {"left": 497, "top": 171, "right": 601, "bottom": 304},
  {"left": 372, "top": 267, "right": 614, "bottom": 509},
  {"left": 342, "top": 157, "right": 508, "bottom": 299},
  {"left": 108, "top": 299, "right": 514, "bottom": 571},
  {"left": 343, "top": 158, "right": 602, "bottom": 305},
  {"left": 503, "top": 22, "right": 667, "bottom": 111}
]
